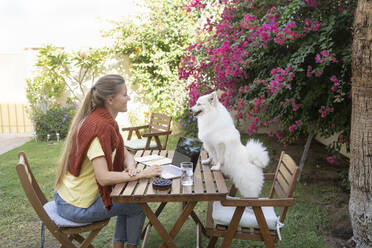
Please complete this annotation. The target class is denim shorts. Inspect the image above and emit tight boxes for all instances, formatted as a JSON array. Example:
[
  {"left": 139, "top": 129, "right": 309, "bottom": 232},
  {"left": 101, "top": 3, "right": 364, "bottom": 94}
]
[{"left": 54, "top": 191, "right": 145, "bottom": 245}]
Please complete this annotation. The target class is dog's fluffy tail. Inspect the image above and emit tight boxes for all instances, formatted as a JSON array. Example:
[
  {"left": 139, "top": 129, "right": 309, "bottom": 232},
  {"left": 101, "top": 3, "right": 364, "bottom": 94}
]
[{"left": 245, "top": 139, "right": 269, "bottom": 168}]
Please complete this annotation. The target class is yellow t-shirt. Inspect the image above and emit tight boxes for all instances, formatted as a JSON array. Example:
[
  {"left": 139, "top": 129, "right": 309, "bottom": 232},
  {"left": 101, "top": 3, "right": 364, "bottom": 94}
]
[{"left": 57, "top": 137, "right": 116, "bottom": 208}]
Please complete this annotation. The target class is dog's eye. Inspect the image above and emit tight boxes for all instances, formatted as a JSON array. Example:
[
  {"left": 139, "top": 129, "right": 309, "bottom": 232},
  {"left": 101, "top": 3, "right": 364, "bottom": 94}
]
[{"left": 197, "top": 103, "right": 201, "bottom": 106}]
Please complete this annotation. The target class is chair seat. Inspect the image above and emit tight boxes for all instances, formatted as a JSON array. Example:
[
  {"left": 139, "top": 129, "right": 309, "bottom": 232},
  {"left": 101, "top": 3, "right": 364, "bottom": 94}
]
[
  {"left": 125, "top": 139, "right": 158, "bottom": 150},
  {"left": 43, "top": 201, "right": 91, "bottom": 227},
  {"left": 212, "top": 199, "right": 280, "bottom": 230}
]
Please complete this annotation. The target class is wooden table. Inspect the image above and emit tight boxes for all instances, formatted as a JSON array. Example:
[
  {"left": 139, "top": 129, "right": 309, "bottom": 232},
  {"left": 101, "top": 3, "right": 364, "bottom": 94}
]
[{"left": 111, "top": 150, "right": 228, "bottom": 248}]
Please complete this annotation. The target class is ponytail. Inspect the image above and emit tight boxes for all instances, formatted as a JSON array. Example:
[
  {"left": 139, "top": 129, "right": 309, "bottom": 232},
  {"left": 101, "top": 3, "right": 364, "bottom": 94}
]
[{"left": 55, "top": 90, "right": 95, "bottom": 187}]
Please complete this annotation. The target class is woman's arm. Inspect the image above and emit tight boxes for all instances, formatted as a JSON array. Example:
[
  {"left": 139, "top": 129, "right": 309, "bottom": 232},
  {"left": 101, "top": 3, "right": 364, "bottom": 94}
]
[
  {"left": 123, "top": 148, "right": 139, "bottom": 176},
  {"left": 92, "top": 157, "right": 162, "bottom": 186},
  {"left": 124, "top": 147, "right": 136, "bottom": 169}
]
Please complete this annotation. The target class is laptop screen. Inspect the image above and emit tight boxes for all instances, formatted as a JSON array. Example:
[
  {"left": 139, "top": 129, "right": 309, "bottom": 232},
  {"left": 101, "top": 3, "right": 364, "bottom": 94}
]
[{"left": 171, "top": 137, "right": 203, "bottom": 171}]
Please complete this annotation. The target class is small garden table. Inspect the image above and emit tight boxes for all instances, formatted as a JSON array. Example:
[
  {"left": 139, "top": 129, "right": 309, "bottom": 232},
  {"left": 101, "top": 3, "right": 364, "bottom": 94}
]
[{"left": 111, "top": 150, "right": 228, "bottom": 248}]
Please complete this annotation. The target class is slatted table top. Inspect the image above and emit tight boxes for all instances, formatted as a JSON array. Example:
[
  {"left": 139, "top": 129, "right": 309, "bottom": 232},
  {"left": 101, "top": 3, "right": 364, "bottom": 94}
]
[{"left": 111, "top": 149, "right": 228, "bottom": 203}]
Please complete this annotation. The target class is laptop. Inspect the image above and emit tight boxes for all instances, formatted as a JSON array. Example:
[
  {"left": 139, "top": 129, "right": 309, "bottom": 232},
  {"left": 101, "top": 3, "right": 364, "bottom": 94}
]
[{"left": 161, "top": 137, "right": 203, "bottom": 179}]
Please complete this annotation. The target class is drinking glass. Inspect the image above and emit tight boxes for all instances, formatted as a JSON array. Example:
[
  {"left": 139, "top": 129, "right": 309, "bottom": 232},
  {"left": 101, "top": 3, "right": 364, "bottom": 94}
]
[{"left": 180, "top": 162, "right": 193, "bottom": 186}]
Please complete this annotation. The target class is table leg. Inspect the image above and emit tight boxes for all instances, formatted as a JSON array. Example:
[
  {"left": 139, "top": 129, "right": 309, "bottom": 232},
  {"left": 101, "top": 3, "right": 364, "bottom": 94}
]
[
  {"left": 141, "top": 225, "right": 151, "bottom": 248},
  {"left": 141, "top": 202, "right": 168, "bottom": 248},
  {"left": 160, "top": 201, "right": 197, "bottom": 248},
  {"left": 138, "top": 203, "right": 177, "bottom": 248},
  {"left": 190, "top": 210, "right": 206, "bottom": 236},
  {"left": 141, "top": 202, "right": 168, "bottom": 239},
  {"left": 196, "top": 223, "right": 202, "bottom": 248},
  {"left": 220, "top": 206, "right": 245, "bottom": 248}
]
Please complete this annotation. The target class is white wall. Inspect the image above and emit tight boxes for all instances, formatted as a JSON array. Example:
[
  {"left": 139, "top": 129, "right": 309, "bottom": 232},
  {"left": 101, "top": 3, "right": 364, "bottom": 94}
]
[{"left": 0, "top": 52, "right": 34, "bottom": 103}]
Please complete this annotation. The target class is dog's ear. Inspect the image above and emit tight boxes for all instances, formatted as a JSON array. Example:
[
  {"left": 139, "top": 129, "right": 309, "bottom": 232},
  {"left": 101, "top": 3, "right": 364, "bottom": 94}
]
[{"left": 208, "top": 92, "right": 217, "bottom": 106}]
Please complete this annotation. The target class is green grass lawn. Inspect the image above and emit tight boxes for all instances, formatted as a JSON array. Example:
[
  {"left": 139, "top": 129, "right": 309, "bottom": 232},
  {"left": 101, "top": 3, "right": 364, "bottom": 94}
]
[{"left": 0, "top": 135, "right": 332, "bottom": 247}]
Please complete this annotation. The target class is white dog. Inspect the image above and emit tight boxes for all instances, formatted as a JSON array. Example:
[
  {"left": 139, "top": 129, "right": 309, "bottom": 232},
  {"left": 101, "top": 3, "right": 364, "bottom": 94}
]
[{"left": 190, "top": 92, "right": 270, "bottom": 197}]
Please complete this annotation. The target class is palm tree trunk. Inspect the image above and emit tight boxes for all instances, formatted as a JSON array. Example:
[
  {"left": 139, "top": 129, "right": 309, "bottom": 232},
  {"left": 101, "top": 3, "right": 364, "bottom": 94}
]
[{"left": 349, "top": 1, "right": 372, "bottom": 247}]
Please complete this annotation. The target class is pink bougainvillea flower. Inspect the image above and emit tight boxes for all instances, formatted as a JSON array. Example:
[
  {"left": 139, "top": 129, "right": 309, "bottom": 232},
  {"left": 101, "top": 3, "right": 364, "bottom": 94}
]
[
  {"left": 326, "top": 107, "right": 334, "bottom": 112},
  {"left": 320, "top": 50, "right": 329, "bottom": 57},
  {"left": 326, "top": 156, "right": 339, "bottom": 165},
  {"left": 236, "top": 112, "right": 243, "bottom": 119},
  {"left": 307, "top": 65, "right": 312, "bottom": 77},
  {"left": 275, "top": 130, "right": 283, "bottom": 139},
  {"left": 245, "top": 121, "right": 257, "bottom": 135},
  {"left": 289, "top": 124, "right": 297, "bottom": 132},
  {"left": 292, "top": 99, "right": 300, "bottom": 111},
  {"left": 288, "top": 72, "right": 294, "bottom": 81},
  {"left": 315, "top": 54, "right": 322, "bottom": 63},
  {"left": 330, "top": 75, "right": 339, "bottom": 85},
  {"left": 312, "top": 21, "right": 321, "bottom": 31},
  {"left": 304, "top": 0, "right": 321, "bottom": 8},
  {"left": 274, "top": 37, "right": 285, "bottom": 45}
]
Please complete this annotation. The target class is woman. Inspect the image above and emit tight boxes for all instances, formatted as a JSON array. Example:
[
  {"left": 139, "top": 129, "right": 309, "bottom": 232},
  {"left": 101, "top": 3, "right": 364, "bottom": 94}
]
[{"left": 54, "top": 74, "right": 161, "bottom": 248}]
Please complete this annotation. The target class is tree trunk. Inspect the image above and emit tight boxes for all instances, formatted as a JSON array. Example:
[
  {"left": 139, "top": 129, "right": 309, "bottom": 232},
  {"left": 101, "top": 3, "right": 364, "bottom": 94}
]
[{"left": 349, "top": 1, "right": 372, "bottom": 247}]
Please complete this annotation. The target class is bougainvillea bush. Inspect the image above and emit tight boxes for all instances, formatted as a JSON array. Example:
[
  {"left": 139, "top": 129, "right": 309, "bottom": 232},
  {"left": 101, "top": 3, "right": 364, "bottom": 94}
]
[{"left": 179, "top": 0, "right": 356, "bottom": 152}]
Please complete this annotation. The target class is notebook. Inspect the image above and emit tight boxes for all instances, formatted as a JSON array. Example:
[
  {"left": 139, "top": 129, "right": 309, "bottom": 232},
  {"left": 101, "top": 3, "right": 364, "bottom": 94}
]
[
  {"left": 171, "top": 136, "right": 203, "bottom": 170},
  {"left": 160, "top": 137, "right": 203, "bottom": 179},
  {"left": 135, "top": 137, "right": 203, "bottom": 179}
]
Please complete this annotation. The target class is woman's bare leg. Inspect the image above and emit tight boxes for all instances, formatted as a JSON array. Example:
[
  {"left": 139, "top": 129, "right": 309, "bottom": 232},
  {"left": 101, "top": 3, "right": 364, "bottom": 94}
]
[{"left": 113, "top": 242, "right": 124, "bottom": 248}]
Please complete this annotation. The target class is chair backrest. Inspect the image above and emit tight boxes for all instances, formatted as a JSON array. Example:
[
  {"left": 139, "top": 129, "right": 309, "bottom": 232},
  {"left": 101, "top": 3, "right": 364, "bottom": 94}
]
[
  {"left": 149, "top": 113, "right": 172, "bottom": 133},
  {"left": 16, "top": 152, "right": 60, "bottom": 231},
  {"left": 149, "top": 113, "right": 172, "bottom": 148},
  {"left": 268, "top": 151, "right": 299, "bottom": 222}
]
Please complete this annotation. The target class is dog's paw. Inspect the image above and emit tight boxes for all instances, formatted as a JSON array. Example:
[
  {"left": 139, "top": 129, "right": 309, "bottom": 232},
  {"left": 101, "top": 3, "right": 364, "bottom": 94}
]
[
  {"left": 202, "top": 158, "right": 212, "bottom": 165},
  {"left": 211, "top": 165, "right": 221, "bottom": 171}
]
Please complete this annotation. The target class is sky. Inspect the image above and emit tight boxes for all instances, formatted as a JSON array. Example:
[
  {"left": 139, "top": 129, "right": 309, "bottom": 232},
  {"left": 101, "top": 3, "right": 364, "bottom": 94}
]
[{"left": 0, "top": 0, "right": 144, "bottom": 52}]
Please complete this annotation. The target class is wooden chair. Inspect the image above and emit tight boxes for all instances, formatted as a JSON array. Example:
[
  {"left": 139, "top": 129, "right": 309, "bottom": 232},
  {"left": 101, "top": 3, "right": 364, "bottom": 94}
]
[
  {"left": 205, "top": 151, "right": 299, "bottom": 248},
  {"left": 16, "top": 152, "right": 109, "bottom": 248},
  {"left": 122, "top": 113, "right": 172, "bottom": 152}
]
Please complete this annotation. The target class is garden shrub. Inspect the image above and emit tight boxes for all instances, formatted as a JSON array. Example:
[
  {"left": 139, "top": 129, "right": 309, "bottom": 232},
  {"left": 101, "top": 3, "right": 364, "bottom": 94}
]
[
  {"left": 108, "top": 0, "right": 200, "bottom": 121},
  {"left": 33, "top": 102, "right": 77, "bottom": 141}
]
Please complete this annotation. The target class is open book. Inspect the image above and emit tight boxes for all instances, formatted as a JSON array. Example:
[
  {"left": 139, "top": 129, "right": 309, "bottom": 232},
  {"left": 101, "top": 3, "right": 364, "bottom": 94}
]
[
  {"left": 134, "top": 155, "right": 181, "bottom": 179},
  {"left": 134, "top": 155, "right": 172, "bottom": 166}
]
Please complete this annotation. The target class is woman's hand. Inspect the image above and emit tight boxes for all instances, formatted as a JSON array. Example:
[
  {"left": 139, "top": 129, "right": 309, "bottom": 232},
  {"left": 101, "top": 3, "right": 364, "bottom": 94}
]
[
  {"left": 142, "top": 165, "right": 162, "bottom": 178},
  {"left": 127, "top": 167, "right": 142, "bottom": 177}
]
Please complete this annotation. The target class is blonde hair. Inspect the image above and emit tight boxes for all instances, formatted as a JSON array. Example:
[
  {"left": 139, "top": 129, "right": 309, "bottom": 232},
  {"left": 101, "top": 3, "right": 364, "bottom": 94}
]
[{"left": 55, "top": 74, "right": 125, "bottom": 187}]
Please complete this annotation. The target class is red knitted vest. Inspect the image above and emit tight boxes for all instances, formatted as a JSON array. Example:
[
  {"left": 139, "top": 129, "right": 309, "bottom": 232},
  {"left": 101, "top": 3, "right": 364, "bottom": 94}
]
[{"left": 68, "top": 107, "right": 124, "bottom": 210}]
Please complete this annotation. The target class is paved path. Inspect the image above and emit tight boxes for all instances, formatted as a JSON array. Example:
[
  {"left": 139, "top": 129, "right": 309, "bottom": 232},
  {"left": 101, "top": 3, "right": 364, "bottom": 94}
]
[{"left": 0, "top": 134, "right": 33, "bottom": 155}]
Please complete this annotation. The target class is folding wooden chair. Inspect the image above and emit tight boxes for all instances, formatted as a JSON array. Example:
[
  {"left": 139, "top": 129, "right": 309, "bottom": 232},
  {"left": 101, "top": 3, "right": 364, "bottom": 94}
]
[
  {"left": 205, "top": 151, "right": 299, "bottom": 248},
  {"left": 122, "top": 113, "right": 172, "bottom": 152},
  {"left": 16, "top": 152, "right": 109, "bottom": 248}
]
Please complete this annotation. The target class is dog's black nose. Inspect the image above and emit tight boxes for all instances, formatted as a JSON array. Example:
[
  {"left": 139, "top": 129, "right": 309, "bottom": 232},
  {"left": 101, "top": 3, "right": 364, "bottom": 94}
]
[{"left": 189, "top": 108, "right": 192, "bottom": 113}]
